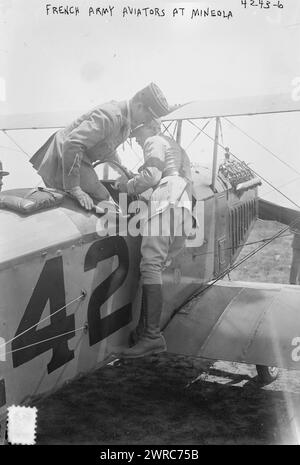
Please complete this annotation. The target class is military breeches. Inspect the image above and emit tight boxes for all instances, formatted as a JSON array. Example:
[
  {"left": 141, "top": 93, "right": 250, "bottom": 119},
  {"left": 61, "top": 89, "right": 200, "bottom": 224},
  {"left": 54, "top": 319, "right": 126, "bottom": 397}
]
[
  {"left": 43, "top": 160, "right": 110, "bottom": 202},
  {"left": 76, "top": 161, "right": 110, "bottom": 201},
  {"left": 140, "top": 206, "right": 192, "bottom": 285}
]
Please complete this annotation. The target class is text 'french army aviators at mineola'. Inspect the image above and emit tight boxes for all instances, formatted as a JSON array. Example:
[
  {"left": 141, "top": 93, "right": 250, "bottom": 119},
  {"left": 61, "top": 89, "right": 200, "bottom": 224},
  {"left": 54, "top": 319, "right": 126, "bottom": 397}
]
[
  {"left": 115, "top": 119, "right": 193, "bottom": 358},
  {"left": 0, "top": 160, "right": 9, "bottom": 191},
  {"left": 30, "top": 83, "right": 170, "bottom": 210}
]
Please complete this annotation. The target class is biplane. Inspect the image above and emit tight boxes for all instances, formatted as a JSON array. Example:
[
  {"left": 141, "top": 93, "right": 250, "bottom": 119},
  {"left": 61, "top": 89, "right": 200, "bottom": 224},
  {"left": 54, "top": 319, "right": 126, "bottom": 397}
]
[{"left": 0, "top": 93, "right": 300, "bottom": 434}]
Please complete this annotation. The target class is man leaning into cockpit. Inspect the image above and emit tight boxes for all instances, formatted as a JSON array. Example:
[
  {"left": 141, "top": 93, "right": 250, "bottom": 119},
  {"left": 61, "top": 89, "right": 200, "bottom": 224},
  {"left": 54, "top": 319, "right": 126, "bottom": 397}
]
[{"left": 30, "top": 83, "right": 170, "bottom": 210}]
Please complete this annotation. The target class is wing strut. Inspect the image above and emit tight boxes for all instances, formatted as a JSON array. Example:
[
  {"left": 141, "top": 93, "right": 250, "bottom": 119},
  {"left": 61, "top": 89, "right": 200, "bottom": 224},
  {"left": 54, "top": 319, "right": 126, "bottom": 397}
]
[
  {"left": 211, "top": 117, "right": 220, "bottom": 191},
  {"left": 176, "top": 120, "right": 182, "bottom": 145}
]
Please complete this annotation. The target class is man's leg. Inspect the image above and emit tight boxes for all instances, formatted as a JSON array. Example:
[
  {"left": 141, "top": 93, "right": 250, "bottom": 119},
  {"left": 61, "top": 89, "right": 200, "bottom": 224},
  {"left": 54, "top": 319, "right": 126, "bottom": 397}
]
[
  {"left": 79, "top": 162, "right": 110, "bottom": 202},
  {"left": 119, "top": 212, "right": 170, "bottom": 358},
  {"left": 120, "top": 207, "right": 190, "bottom": 358},
  {"left": 163, "top": 207, "right": 192, "bottom": 267},
  {"left": 42, "top": 179, "right": 55, "bottom": 189},
  {"left": 128, "top": 288, "right": 147, "bottom": 347}
]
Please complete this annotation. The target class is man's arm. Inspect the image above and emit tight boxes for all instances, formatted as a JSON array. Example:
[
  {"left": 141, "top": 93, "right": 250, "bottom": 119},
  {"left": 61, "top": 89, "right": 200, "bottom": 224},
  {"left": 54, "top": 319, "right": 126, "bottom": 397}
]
[
  {"left": 62, "top": 110, "right": 118, "bottom": 191},
  {"left": 125, "top": 137, "right": 165, "bottom": 195}
]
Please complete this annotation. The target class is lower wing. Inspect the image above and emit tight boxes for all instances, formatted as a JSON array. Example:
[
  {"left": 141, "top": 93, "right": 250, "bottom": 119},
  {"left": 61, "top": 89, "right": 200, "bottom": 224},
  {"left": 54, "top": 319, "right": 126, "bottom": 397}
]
[{"left": 164, "top": 280, "right": 300, "bottom": 370}]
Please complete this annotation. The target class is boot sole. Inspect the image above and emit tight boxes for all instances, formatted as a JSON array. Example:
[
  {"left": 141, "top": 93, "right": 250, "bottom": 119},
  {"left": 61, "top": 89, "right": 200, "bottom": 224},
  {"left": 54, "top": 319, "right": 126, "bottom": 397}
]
[{"left": 119, "top": 347, "right": 167, "bottom": 359}]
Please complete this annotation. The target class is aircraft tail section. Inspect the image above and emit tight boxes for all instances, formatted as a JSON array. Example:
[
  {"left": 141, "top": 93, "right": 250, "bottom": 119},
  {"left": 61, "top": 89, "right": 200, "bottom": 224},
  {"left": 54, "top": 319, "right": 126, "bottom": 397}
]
[
  {"left": 258, "top": 198, "right": 300, "bottom": 227},
  {"left": 164, "top": 280, "right": 300, "bottom": 370}
]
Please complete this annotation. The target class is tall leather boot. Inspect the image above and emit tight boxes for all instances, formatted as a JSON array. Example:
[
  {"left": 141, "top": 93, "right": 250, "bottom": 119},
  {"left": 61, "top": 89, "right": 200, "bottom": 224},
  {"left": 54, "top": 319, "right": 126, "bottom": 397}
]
[
  {"left": 128, "top": 291, "right": 146, "bottom": 347},
  {"left": 119, "top": 284, "right": 166, "bottom": 358}
]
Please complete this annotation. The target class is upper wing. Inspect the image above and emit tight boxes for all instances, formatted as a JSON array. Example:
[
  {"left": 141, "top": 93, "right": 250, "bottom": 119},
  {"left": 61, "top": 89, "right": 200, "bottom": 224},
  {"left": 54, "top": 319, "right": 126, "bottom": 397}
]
[
  {"left": 3, "top": 94, "right": 300, "bottom": 129},
  {"left": 0, "top": 110, "right": 82, "bottom": 130},
  {"left": 162, "top": 93, "right": 300, "bottom": 121}
]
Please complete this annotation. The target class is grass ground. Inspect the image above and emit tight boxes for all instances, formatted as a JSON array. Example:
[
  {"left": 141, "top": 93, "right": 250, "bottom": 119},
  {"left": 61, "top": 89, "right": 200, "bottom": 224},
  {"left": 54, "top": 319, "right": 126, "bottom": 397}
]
[
  {"left": 33, "top": 220, "right": 300, "bottom": 445},
  {"left": 230, "top": 219, "right": 293, "bottom": 283}
]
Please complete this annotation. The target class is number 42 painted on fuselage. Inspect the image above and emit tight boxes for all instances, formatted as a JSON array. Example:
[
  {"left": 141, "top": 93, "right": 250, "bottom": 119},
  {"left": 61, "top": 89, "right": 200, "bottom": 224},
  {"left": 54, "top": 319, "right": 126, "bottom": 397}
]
[{"left": 12, "top": 236, "right": 132, "bottom": 374}]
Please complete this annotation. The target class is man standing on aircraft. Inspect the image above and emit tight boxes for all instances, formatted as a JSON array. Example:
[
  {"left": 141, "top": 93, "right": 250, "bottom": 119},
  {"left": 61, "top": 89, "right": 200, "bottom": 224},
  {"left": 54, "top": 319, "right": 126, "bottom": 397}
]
[
  {"left": 0, "top": 160, "right": 9, "bottom": 191},
  {"left": 115, "top": 120, "right": 193, "bottom": 358},
  {"left": 30, "top": 83, "right": 170, "bottom": 210},
  {"left": 290, "top": 228, "right": 300, "bottom": 284}
]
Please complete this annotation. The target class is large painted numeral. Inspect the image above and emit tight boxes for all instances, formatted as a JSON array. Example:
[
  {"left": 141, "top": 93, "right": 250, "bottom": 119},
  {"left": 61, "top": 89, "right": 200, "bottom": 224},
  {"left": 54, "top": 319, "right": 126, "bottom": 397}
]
[
  {"left": 85, "top": 236, "right": 131, "bottom": 346},
  {"left": 12, "top": 256, "right": 75, "bottom": 373}
]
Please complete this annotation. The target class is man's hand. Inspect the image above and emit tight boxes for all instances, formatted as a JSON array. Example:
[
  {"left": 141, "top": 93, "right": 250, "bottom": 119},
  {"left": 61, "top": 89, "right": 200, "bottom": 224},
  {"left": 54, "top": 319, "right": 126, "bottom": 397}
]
[
  {"left": 121, "top": 167, "right": 135, "bottom": 179},
  {"left": 67, "top": 186, "right": 94, "bottom": 210},
  {"left": 114, "top": 174, "right": 129, "bottom": 193},
  {"left": 117, "top": 181, "right": 128, "bottom": 193},
  {"left": 114, "top": 181, "right": 128, "bottom": 193}
]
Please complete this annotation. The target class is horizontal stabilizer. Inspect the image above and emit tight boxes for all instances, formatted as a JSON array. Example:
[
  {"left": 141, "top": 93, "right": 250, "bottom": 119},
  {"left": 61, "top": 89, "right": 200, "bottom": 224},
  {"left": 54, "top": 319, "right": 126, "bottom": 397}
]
[
  {"left": 258, "top": 198, "right": 300, "bottom": 227},
  {"left": 164, "top": 280, "right": 300, "bottom": 370}
]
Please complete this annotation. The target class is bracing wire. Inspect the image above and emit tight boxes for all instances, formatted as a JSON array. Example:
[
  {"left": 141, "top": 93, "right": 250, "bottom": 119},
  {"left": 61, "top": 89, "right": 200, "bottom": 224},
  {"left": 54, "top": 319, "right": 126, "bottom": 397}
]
[
  {"left": 0, "top": 145, "right": 24, "bottom": 152},
  {"left": 176, "top": 117, "right": 300, "bottom": 307},
  {"left": 0, "top": 292, "right": 86, "bottom": 351},
  {"left": 163, "top": 121, "right": 177, "bottom": 139},
  {"left": 262, "top": 176, "right": 300, "bottom": 197},
  {"left": 2, "top": 130, "right": 31, "bottom": 159},
  {"left": 187, "top": 119, "right": 300, "bottom": 210},
  {"left": 188, "top": 233, "right": 292, "bottom": 257},
  {"left": 5, "top": 326, "right": 86, "bottom": 357},
  {"left": 224, "top": 117, "right": 300, "bottom": 177},
  {"left": 176, "top": 215, "right": 300, "bottom": 312},
  {"left": 184, "top": 119, "right": 212, "bottom": 151}
]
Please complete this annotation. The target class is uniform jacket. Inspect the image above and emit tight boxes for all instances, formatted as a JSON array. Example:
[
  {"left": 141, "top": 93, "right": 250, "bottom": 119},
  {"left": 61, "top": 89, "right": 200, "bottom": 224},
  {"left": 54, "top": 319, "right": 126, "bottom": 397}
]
[
  {"left": 30, "top": 101, "right": 130, "bottom": 190},
  {"left": 127, "top": 133, "right": 192, "bottom": 215}
]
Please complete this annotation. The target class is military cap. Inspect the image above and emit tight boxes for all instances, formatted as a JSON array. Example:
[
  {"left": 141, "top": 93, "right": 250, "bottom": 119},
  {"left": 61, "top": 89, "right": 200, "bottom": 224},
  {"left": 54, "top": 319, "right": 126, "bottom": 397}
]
[
  {"left": 0, "top": 161, "right": 9, "bottom": 176},
  {"left": 133, "top": 82, "right": 170, "bottom": 118}
]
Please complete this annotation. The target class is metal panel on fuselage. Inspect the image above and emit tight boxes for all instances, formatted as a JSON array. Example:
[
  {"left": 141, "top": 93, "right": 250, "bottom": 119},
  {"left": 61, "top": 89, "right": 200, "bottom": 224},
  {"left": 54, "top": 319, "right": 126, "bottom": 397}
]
[
  {"left": 225, "top": 187, "right": 258, "bottom": 267},
  {"left": 0, "top": 232, "right": 141, "bottom": 413},
  {"left": 160, "top": 184, "right": 259, "bottom": 328},
  {"left": 214, "top": 192, "right": 228, "bottom": 276},
  {"left": 160, "top": 194, "right": 215, "bottom": 328}
]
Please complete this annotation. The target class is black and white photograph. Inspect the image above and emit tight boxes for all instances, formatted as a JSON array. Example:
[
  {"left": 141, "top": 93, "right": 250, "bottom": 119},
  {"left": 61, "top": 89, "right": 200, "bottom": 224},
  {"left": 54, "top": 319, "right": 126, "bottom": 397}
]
[{"left": 1, "top": 0, "right": 300, "bottom": 448}]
